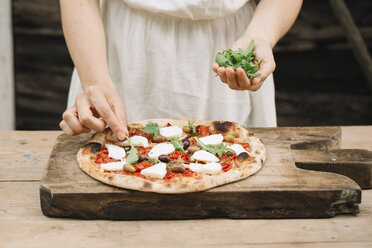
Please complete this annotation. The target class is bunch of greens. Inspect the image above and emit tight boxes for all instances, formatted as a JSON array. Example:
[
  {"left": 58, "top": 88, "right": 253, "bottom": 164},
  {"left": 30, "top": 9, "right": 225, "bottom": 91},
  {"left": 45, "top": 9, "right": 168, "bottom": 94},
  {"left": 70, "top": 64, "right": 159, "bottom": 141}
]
[
  {"left": 134, "top": 123, "right": 160, "bottom": 137},
  {"left": 194, "top": 137, "right": 233, "bottom": 157},
  {"left": 215, "top": 40, "right": 261, "bottom": 79}
]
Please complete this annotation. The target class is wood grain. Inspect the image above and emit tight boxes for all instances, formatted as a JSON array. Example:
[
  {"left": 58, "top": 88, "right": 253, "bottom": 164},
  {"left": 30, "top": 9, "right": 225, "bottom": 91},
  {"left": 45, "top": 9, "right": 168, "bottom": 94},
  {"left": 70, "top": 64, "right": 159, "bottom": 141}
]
[
  {"left": 0, "top": 131, "right": 60, "bottom": 181},
  {"left": 0, "top": 127, "right": 372, "bottom": 247},
  {"left": 1, "top": 182, "right": 372, "bottom": 247},
  {"left": 40, "top": 127, "right": 364, "bottom": 219}
]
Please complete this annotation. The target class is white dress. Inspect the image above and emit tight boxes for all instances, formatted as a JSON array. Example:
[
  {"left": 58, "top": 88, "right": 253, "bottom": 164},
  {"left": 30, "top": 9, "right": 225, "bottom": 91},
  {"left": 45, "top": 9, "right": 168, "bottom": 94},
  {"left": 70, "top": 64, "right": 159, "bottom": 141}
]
[{"left": 67, "top": 0, "right": 277, "bottom": 127}]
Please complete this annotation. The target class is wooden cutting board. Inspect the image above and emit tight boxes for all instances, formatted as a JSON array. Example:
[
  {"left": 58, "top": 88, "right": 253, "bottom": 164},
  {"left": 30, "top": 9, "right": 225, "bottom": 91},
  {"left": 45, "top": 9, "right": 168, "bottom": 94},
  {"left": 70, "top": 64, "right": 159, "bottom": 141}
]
[{"left": 40, "top": 126, "right": 372, "bottom": 220}]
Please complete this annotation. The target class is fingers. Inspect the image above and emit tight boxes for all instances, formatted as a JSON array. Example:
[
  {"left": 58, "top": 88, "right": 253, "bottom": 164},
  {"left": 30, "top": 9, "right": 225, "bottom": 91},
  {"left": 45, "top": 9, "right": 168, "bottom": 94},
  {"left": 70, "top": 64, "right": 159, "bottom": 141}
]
[
  {"left": 236, "top": 68, "right": 251, "bottom": 89},
  {"left": 212, "top": 63, "right": 219, "bottom": 73},
  {"left": 60, "top": 120, "right": 75, "bottom": 136},
  {"left": 111, "top": 101, "right": 128, "bottom": 135},
  {"left": 217, "top": 67, "right": 227, "bottom": 83},
  {"left": 226, "top": 67, "right": 240, "bottom": 90},
  {"left": 75, "top": 94, "right": 106, "bottom": 132},
  {"left": 215, "top": 66, "right": 263, "bottom": 91},
  {"left": 248, "top": 80, "right": 264, "bottom": 92},
  {"left": 86, "top": 86, "right": 128, "bottom": 140},
  {"left": 251, "top": 59, "right": 276, "bottom": 86},
  {"left": 61, "top": 106, "right": 90, "bottom": 136}
]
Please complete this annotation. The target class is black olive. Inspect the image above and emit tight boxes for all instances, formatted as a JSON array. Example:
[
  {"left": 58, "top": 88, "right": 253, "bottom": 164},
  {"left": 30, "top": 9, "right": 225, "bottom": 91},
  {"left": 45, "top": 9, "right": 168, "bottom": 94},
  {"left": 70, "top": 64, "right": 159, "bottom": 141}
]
[
  {"left": 182, "top": 138, "right": 190, "bottom": 150},
  {"left": 138, "top": 154, "right": 149, "bottom": 162},
  {"left": 158, "top": 154, "right": 171, "bottom": 163}
]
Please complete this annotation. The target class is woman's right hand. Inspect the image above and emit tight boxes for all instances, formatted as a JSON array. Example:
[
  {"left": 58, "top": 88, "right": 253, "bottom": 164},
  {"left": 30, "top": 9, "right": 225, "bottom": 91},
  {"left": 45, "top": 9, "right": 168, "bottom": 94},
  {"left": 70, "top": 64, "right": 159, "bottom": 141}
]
[{"left": 59, "top": 84, "right": 129, "bottom": 140}]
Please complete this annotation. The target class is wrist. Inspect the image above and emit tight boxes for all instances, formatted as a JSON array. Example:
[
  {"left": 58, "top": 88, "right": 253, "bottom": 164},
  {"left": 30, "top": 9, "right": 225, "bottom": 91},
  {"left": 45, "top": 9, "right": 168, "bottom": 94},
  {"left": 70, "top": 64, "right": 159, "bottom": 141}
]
[
  {"left": 81, "top": 75, "right": 115, "bottom": 91},
  {"left": 243, "top": 31, "right": 276, "bottom": 49}
]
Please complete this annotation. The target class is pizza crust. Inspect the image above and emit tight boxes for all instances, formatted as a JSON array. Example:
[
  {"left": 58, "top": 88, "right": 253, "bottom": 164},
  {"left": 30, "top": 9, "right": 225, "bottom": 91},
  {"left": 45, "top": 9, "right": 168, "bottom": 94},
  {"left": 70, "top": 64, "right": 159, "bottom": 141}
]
[{"left": 77, "top": 119, "right": 266, "bottom": 193}]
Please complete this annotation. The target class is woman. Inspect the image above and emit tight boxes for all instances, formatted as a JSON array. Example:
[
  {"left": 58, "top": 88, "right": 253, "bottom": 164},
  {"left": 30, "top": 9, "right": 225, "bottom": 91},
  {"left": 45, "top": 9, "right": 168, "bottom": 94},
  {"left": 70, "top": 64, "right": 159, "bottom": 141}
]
[{"left": 59, "top": 0, "right": 302, "bottom": 140}]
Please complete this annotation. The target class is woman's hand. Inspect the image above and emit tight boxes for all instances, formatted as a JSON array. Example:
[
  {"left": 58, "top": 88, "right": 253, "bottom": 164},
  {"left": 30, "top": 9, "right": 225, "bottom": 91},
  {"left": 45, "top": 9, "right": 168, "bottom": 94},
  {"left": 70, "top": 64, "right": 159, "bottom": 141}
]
[
  {"left": 212, "top": 37, "right": 276, "bottom": 91},
  {"left": 60, "top": 83, "right": 129, "bottom": 140},
  {"left": 59, "top": 1, "right": 128, "bottom": 139}
]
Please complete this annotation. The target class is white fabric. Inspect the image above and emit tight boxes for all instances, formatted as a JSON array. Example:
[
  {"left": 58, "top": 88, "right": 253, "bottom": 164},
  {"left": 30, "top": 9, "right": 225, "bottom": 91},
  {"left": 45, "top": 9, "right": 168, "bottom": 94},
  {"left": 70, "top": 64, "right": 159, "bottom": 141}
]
[
  {"left": 122, "top": 0, "right": 248, "bottom": 20},
  {"left": 67, "top": 0, "right": 277, "bottom": 127}
]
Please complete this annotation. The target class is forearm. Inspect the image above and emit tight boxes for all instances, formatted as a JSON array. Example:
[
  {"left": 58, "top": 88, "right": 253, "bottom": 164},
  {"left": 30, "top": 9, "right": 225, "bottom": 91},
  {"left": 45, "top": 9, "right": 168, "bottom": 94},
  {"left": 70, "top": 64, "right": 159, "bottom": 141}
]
[
  {"left": 244, "top": 0, "right": 303, "bottom": 48},
  {"left": 60, "top": 0, "right": 112, "bottom": 90}
]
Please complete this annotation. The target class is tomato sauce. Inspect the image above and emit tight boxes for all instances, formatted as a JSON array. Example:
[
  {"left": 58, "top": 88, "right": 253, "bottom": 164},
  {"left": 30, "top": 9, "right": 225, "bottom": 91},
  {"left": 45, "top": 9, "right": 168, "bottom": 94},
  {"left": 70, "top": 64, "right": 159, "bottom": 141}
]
[
  {"left": 113, "top": 170, "right": 146, "bottom": 179},
  {"left": 189, "top": 137, "right": 197, "bottom": 146},
  {"left": 129, "top": 128, "right": 152, "bottom": 140},
  {"left": 222, "top": 163, "right": 232, "bottom": 172},
  {"left": 220, "top": 155, "right": 237, "bottom": 172},
  {"left": 235, "top": 142, "right": 252, "bottom": 153},
  {"left": 164, "top": 169, "right": 195, "bottom": 182},
  {"left": 169, "top": 151, "right": 188, "bottom": 160},
  {"left": 196, "top": 125, "right": 210, "bottom": 137},
  {"left": 138, "top": 146, "right": 152, "bottom": 155},
  {"left": 134, "top": 161, "right": 152, "bottom": 172},
  {"left": 95, "top": 149, "right": 117, "bottom": 164},
  {"left": 164, "top": 170, "right": 178, "bottom": 180}
]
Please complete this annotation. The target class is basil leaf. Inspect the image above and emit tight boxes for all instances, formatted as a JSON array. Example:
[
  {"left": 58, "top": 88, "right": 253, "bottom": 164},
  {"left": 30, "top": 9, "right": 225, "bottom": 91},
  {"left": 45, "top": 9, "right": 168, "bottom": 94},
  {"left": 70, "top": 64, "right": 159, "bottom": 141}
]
[
  {"left": 135, "top": 123, "right": 160, "bottom": 137},
  {"left": 194, "top": 137, "right": 233, "bottom": 157},
  {"left": 246, "top": 39, "right": 255, "bottom": 54},
  {"left": 170, "top": 137, "right": 185, "bottom": 152},
  {"left": 188, "top": 121, "right": 200, "bottom": 136},
  {"left": 126, "top": 137, "right": 138, "bottom": 165},
  {"left": 149, "top": 157, "right": 160, "bottom": 164}
]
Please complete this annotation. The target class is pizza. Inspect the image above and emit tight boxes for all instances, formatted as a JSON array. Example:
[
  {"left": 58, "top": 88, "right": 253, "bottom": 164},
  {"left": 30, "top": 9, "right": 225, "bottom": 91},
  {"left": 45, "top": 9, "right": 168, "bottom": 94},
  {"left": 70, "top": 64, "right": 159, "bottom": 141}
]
[{"left": 77, "top": 119, "right": 266, "bottom": 193}]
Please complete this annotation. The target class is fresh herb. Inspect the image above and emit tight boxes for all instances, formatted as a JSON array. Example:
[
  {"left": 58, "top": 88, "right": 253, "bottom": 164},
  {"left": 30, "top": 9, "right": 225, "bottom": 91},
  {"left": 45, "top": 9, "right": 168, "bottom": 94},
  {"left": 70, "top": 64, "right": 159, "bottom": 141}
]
[
  {"left": 188, "top": 121, "right": 200, "bottom": 136},
  {"left": 135, "top": 123, "right": 160, "bottom": 137},
  {"left": 149, "top": 157, "right": 160, "bottom": 164},
  {"left": 125, "top": 137, "right": 138, "bottom": 165},
  {"left": 215, "top": 40, "right": 262, "bottom": 79},
  {"left": 170, "top": 137, "right": 185, "bottom": 152},
  {"left": 166, "top": 164, "right": 172, "bottom": 170},
  {"left": 194, "top": 137, "right": 233, "bottom": 157}
]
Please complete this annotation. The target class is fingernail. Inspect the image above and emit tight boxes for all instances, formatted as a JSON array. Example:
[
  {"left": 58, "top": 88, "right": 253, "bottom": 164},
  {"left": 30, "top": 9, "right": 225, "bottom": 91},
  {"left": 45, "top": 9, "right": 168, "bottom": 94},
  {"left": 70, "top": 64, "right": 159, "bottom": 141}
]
[{"left": 117, "top": 132, "right": 125, "bottom": 140}]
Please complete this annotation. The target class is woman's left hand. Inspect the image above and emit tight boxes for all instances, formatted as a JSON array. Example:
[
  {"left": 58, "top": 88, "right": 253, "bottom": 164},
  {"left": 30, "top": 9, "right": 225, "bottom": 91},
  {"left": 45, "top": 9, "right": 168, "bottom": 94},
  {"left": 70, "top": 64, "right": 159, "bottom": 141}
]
[{"left": 212, "top": 37, "right": 276, "bottom": 91}]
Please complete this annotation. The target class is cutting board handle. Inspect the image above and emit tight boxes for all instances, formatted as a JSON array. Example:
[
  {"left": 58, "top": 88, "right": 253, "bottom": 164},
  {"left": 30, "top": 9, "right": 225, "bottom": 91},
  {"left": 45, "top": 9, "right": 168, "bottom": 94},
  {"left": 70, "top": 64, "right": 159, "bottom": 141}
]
[{"left": 293, "top": 149, "right": 372, "bottom": 189}]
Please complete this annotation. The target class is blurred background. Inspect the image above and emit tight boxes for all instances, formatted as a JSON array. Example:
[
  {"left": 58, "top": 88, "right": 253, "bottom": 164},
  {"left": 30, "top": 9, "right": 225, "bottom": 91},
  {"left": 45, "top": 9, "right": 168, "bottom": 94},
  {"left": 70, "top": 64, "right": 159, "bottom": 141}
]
[{"left": 2, "top": 0, "right": 372, "bottom": 130}]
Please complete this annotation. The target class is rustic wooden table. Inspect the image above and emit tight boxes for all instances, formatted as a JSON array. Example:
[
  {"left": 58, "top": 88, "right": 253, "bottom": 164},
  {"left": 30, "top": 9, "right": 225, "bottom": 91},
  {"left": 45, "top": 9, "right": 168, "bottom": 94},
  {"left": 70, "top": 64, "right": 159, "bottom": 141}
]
[{"left": 1, "top": 127, "right": 371, "bottom": 247}]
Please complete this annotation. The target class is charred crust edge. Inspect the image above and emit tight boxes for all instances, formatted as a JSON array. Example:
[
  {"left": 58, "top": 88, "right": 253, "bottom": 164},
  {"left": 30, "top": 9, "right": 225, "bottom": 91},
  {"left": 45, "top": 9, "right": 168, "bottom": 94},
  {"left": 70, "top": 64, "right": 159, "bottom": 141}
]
[
  {"left": 143, "top": 181, "right": 152, "bottom": 189},
  {"left": 237, "top": 152, "right": 250, "bottom": 161},
  {"left": 103, "top": 127, "right": 112, "bottom": 134},
  {"left": 83, "top": 142, "right": 102, "bottom": 153},
  {"left": 212, "top": 121, "right": 233, "bottom": 133}
]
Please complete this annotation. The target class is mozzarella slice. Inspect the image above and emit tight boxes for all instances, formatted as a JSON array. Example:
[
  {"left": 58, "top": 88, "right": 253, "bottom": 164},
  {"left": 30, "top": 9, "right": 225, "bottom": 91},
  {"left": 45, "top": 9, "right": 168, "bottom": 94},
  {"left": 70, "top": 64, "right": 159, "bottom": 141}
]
[
  {"left": 105, "top": 144, "right": 126, "bottom": 161},
  {"left": 100, "top": 161, "right": 125, "bottom": 171},
  {"left": 159, "top": 126, "right": 183, "bottom": 139},
  {"left": 148, "top": 143, "right": 175, "bottom": 159},
  {"left": 228, "top": 144, "right": 248, "bottom": 155},
  {"left": 189, "top": 162, "right": 222, "bottom": 175},
  {"left": 182, "top": 163, "right": 190, "bottom": 169},
  {"left": 122, "top": 135, "right": 149, "bottom": 147},
  {"left": 199, "top": 134, "right": 223, "bottom": 145},
  {"left": 191, "top": 150, "right": 219, "bottom": 162},
  {"left": 140, "top": 162, "right": 167, "bottom": 179}
]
